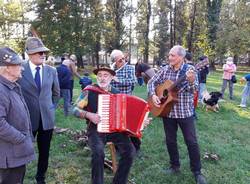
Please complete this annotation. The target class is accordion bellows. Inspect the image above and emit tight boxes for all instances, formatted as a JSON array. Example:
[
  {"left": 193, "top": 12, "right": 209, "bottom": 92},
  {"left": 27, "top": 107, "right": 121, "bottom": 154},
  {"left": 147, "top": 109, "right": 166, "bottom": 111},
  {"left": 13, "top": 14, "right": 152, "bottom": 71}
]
[{"left": 98, "top": 94, "right": 149, "bottom": 138}]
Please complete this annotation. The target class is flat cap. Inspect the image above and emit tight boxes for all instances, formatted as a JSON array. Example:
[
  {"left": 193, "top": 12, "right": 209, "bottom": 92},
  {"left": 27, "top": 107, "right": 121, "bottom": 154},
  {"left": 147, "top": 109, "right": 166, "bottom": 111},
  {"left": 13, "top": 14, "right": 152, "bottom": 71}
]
[{"left": 0, "top": 47, "right": 23, "bottom": 66}]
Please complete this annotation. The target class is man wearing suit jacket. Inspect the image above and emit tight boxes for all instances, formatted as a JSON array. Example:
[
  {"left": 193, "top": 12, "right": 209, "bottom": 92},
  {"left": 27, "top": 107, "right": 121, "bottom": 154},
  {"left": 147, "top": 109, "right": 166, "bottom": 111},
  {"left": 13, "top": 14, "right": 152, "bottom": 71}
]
[{"left": 18, "top": 37, "right": 60, "bottom": 184}]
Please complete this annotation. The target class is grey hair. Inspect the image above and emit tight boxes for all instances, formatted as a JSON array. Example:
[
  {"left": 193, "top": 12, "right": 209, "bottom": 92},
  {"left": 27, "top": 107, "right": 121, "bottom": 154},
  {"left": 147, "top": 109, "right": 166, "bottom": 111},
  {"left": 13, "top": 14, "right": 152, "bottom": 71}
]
[
  {"left": 0, "top": 66, "right": 7, "bottom": 74},
  {"left": 172, "top": 45, "right": 186, "bottom": 58},
  {"left": 110, "top": 49, "right": 124, "bottom": 62}
]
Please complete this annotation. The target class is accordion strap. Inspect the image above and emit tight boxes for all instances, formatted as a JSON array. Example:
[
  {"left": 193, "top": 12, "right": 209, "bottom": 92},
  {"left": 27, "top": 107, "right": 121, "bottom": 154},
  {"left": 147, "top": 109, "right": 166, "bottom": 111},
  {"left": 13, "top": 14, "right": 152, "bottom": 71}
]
[{"left": 83, "top": 85, "right": 112, "bottom": 95}]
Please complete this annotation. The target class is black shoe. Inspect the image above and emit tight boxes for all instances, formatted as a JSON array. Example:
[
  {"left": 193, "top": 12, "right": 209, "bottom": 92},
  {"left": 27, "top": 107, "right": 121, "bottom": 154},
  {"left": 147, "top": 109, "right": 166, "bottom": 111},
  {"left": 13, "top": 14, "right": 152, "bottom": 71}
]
[
  {"left": 195, "top": 174, "right": 207, "bottom": 184},
  {"left": 163, "top": 167, "right": 180, "bottom": 174},
  {"left": 36, "top": 175, "right": 46, "bottom": 184}
]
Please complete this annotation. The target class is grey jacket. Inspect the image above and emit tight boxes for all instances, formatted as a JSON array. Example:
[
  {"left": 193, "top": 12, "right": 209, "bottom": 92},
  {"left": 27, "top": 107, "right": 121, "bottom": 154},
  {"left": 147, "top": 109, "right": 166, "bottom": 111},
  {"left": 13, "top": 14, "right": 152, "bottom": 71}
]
[
  {"left": 18, "top": 62, "right": 60, "bottom": 131},
  {"left": 0, "top": 75, "right": 35, "bottom": 168}
]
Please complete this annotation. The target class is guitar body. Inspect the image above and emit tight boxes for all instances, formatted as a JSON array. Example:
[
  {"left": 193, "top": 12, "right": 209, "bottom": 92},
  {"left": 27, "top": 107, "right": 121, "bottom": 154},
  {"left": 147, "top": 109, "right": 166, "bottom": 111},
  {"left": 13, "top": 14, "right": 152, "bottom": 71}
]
[{"left": 148, "top": 80, "right": 178, "bottom": 117}]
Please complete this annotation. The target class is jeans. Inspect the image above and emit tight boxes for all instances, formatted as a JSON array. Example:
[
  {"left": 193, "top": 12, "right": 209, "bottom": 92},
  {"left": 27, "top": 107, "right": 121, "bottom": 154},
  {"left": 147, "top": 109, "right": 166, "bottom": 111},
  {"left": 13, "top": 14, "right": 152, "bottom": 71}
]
[
  {"left": 87, "top": 124, "right": 135, "bottom": 184},
  {"left": 162, "top": 116, "right": 202, "bottom": 173},
  {"left": 198, "top": 83, "right": 206, "bottom": 100},
  {"left": 60, "top": 89, "right": 71, "bottom": 116},
  {"left": 137, "top": 77, "right": 143, "bottom": 86},
  {"left": 240, "top": 85, "right": 250, "bottom": 106},
  {"left": 221, "top": 79, "right": 234, "bottom": 99}
]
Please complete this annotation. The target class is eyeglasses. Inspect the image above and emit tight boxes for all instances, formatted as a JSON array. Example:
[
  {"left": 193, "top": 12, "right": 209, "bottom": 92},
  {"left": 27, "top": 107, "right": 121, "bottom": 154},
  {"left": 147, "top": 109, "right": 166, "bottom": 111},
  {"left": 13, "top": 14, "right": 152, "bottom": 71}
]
[{"left": 37, "top": 52, "right": 46, "bottom": 56}]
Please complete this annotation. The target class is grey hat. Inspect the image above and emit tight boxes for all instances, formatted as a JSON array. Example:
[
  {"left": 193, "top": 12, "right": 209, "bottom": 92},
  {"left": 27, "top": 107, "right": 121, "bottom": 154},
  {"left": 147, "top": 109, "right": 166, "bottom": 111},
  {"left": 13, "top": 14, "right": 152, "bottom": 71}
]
[
  {"left": 25, "top": 37, "right": 49, "bottom": 54},
  {"left": 0, "top": 47, "right": 23, "bottom": 66}
]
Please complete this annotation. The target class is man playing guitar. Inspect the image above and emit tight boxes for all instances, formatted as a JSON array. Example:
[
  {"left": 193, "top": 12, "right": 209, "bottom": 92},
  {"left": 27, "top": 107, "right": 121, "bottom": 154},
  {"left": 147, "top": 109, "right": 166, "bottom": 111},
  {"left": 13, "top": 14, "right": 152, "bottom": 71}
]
[{"left": 148, "top": 45, "right": 207, "bottom": 184}]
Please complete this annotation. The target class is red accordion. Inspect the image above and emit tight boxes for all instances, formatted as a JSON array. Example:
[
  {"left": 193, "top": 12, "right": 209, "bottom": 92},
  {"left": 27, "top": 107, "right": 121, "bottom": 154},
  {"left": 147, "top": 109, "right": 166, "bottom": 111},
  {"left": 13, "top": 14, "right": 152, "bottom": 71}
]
[{"left": 97, "top": 94, "right": 149, "bottom": 138}]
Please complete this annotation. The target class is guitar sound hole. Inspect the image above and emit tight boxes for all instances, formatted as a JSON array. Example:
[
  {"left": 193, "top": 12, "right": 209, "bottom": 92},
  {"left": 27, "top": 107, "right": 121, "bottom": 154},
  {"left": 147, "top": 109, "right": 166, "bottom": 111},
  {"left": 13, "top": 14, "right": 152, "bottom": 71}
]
[{"left": 163, "top": 89, "right": 168, "bottom": 97}]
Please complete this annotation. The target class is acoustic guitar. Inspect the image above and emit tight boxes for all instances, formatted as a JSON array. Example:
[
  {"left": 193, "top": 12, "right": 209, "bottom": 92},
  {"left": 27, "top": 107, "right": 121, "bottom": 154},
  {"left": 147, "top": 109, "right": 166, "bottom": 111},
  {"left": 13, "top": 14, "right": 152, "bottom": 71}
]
[{"left": 148, "top": 60, "right": 209, "bottom": 117}]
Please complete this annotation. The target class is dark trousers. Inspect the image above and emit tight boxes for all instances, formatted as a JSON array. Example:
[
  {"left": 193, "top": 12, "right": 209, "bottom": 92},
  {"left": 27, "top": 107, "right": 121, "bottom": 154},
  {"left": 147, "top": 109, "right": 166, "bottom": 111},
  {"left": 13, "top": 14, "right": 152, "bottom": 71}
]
[
  {"left": 0, "top": 165, "right": 26, "bottom": 184},
  {"left": 70, "top": 79, "right": 74, "bottom": 103},
  {"left": 87, "top": 125, "right": 135, "bottom": 184},
  {"left": 33, "top": 122, "right": 53, "bottom": 182},
  {"left": 130, "top": 137, "right": 141, "bottom": 153},
  {"left": 163, "top": 116, "right": 201, "bottom": 173}
]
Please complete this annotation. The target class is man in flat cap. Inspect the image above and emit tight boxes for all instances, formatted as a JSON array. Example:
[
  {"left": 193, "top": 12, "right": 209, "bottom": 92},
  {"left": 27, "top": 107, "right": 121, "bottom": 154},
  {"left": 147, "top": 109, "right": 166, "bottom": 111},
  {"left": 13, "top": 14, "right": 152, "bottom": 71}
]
[
  {"left": 0, "top": 47, "right": 35, "bottom": 184},
  {"left": 73, "top": 66, "right": 136, "bottom": 184},
  {"left": 18, "top": 37, "right": 60, "bottom": 184}
]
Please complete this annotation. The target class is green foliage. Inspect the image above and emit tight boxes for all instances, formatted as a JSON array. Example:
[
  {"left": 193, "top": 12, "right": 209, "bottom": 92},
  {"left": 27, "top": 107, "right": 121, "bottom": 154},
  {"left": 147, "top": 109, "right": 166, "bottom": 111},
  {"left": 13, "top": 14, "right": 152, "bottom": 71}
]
[
  {"left": 23, "top": 70, "right": 250, "bottom": 184},
  {"left": 216, "top": 0, "right": 250, "bottom": 59},
  {"left": 0, "top": 0, "right": 30, "bottom": 51}
]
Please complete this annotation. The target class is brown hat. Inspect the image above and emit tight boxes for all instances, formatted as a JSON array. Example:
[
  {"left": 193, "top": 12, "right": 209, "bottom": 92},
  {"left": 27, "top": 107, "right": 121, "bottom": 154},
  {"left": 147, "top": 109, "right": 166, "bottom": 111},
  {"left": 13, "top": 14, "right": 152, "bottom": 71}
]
[
  {"left": 25, "top": 37, "right": 49, "bottom": 54},
  {"left": 0, "top": 47, "right": 24, "bottom": 66},
  {"left": 93, "top": 66, "right": 116, "bottom": 76}
]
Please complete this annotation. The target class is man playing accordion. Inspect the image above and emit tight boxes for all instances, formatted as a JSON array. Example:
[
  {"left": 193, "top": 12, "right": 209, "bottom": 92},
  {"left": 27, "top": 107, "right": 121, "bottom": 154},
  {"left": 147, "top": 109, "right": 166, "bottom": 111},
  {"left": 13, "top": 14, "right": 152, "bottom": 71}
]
[{"left": 73, "top": 66, "right": 136, "bottom": 184}]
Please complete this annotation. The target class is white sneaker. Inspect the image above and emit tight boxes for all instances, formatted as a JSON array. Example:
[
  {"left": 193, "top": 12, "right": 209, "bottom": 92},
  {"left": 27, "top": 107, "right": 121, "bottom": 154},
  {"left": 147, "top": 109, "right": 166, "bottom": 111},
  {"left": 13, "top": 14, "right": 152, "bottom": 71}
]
[{"left": 238, "top": 104, "right": 247, "bottom": 108}]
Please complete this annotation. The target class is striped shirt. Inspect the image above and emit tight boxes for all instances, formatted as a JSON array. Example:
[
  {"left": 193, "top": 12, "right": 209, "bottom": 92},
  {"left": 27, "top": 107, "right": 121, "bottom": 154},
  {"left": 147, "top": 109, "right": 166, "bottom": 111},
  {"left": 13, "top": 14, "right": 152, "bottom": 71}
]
[
  {"left": 147, "top": 63, "right": 198, "bottom": 118},
  {"left": 111, "top": 63, "right": 136, "bottom": 94}
]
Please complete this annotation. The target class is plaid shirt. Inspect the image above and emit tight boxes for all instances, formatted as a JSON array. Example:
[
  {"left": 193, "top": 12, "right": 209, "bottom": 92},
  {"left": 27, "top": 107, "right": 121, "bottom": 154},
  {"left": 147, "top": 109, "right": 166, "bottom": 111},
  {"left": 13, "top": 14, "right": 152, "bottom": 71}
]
[
  {"left": 148, "top": 63, "right": 198, "bottom": 118},
  {"left": 111, "top": 63, "right": 136, "bottom": 94}
]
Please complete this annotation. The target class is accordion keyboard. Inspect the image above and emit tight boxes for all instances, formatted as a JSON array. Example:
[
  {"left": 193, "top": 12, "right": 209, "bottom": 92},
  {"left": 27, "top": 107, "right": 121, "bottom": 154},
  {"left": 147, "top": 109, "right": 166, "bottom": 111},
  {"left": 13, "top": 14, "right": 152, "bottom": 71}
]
[{"left": 98, "top": 94, "right": 111, "bottom": 132}]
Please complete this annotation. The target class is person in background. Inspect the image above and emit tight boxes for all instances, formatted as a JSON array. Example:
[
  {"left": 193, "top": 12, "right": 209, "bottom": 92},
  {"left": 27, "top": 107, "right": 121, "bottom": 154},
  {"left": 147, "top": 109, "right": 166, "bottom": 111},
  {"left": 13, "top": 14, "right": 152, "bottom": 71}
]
[
  {"left": 197, "top": 56, "right": 209, "bottom": 101},
  {"left": 238, "top": 73, "right": 250, "bottom": 108},
  {"left": 0, "top": 47, "right": 35, "bottom": 184},
  {"left": 18, "top": 37, "right": 60, "bottom": 184},
  {"left": 62, "top": 54, "right": 81, "bottom": 103},
  {"left": 185, "top": 51, "right": 198, "bottom": 119},
  {"left": 56, "top": 61, "right": 72, "bottom": 116},
  {"left": 220, "top": 57, "right": 237, "bottom": 100},
  {"left": 135, "top": 59, "right": 144, "bottom": 86},
  {"left": 79, "top": 72, "right": 92, "bottom": 90},
  {"left": 135, "top": 58, "right": 156, "bottom": 85},
  {"left": 73, "top": 66, "right": 135, "bottom": 184},
  {"left": 110, "top": 50, "right": 141, "bottom": 154},
  {"left": 148, "top": 45, "right": 207, "bottom": 184}
]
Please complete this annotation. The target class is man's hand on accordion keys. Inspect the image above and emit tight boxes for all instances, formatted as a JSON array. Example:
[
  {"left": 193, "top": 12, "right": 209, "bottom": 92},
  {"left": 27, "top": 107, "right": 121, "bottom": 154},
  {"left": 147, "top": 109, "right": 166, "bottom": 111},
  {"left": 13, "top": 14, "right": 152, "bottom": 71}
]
[{"left": 86, "top": 112, "right": 101, "bottom": 124}]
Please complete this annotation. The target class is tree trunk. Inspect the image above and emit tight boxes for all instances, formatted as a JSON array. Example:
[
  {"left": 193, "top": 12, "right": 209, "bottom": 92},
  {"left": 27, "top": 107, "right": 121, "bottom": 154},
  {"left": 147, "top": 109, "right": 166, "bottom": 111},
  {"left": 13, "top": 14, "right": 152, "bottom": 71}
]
[
  {"left": 187, "top": 1, "right": 197, "bottom": 52},
  {"left": 144, "top": 0, "right": 151, "bottom": 64}
]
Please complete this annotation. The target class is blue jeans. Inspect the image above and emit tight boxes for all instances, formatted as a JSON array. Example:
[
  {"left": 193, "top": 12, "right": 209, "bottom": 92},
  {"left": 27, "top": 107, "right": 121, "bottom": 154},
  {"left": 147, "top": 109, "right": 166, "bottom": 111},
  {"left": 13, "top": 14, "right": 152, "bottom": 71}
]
[
  {"left": 221, "top": 79, "right": 234, "bottom": 99},
  {"left": 240, "top": 85, "right": 250, "bottom": 106},
  {"left": 198, "top": 83, "right": 206, "bottom": 100},
  {"left": 59, "top": 89, "right": 71, "bottom": 116},
  {"left": 87, "top": 124, "right": 135, "bottom": 184},
  {"left": 137, "top": 77, "right": 144, "bottom": 86},
  {"left": 162, "top": 116, "right": 202, "bottom": 173}
]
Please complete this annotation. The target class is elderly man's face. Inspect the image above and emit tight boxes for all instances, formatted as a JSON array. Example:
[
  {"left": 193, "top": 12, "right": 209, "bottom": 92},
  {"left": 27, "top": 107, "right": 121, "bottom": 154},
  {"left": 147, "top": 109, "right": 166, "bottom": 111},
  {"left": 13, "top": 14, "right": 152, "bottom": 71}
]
[
  {"left": 168, "top": 48, "right": 183, "bottom": 68},
  {"left": 6, "top": 65, "right": 23, "bottom": 81},
  {"left": 96, "top": 70, "right": 113, "bottom": 89},
  {"left": 29, "top": 52, "right": 46, "bottom": 66},
  {"left": 114, "top": 54, "right": 125, "bottom": 68}
]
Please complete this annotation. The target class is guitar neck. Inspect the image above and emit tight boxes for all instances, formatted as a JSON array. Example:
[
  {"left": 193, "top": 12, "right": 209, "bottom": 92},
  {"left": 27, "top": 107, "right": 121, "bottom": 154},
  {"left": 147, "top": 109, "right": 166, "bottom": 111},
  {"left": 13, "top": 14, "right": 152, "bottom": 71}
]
[{"left": 168, "top": 74, "right": 186, "bottom": 91}]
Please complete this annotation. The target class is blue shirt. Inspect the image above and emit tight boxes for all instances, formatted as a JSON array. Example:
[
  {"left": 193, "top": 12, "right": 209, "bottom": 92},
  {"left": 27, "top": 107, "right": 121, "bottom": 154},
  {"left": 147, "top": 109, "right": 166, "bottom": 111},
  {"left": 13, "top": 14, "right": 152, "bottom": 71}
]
[{"left": 56, "top": 64, "right": 72, "bottom": 89}]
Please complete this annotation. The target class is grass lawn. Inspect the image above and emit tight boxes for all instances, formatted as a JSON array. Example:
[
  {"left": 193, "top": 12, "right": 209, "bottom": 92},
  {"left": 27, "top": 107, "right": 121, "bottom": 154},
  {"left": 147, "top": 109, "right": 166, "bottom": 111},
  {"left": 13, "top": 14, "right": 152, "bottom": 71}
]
[{"left": 24, "top": 70, "right": 250, "bottom": 184}]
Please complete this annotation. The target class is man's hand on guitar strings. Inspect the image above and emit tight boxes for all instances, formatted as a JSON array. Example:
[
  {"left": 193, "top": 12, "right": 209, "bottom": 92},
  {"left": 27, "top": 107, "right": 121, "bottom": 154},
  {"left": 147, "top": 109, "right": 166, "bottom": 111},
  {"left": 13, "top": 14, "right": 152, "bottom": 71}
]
[
  {"left": 186, "top": 69, "right": 196, "bottom": 84},
  {"left": 151, "top": 94, "right": 161, "bottom": 107}
]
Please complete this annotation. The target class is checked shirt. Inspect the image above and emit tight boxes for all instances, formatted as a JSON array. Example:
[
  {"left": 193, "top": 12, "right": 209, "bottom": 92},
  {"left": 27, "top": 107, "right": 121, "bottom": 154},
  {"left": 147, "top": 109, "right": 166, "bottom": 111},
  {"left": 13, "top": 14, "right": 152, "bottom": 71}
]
[
  {"left": 111, "top": 63, "right": 136, "bottom": 94},
  {"left": 148, "top": 63, "right": 198, "bottom": 118}
]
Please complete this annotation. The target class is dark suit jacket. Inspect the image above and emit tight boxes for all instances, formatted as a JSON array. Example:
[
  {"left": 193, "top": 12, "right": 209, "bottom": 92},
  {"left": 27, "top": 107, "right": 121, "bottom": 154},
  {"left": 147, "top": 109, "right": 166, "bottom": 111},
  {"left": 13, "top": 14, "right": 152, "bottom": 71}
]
[{"left": 18, "top": 62, "right": 60, "bottom": 131}]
